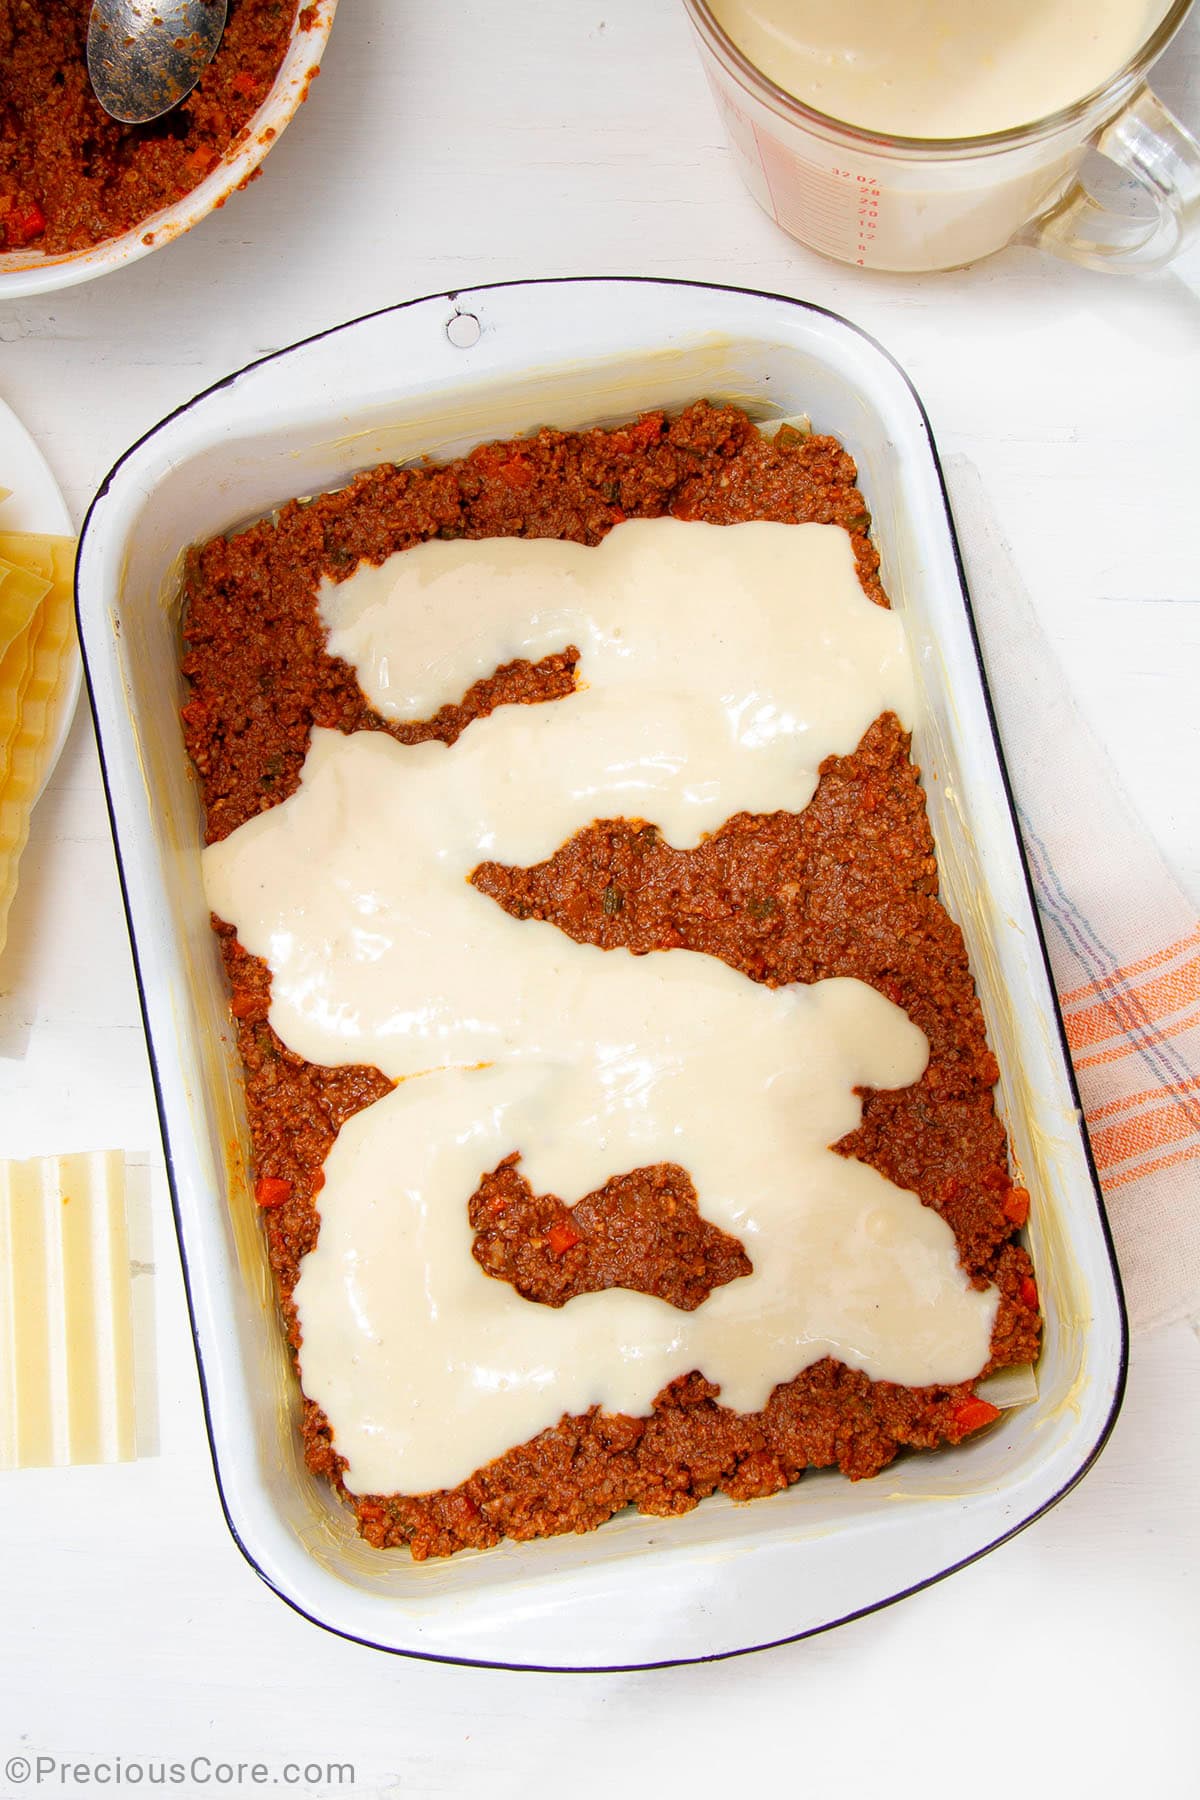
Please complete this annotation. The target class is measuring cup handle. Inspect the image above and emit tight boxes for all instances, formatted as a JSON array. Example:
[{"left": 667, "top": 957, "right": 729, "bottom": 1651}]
[{"left": 1023, "top": 84, "right": 1200, "bottom": 273}]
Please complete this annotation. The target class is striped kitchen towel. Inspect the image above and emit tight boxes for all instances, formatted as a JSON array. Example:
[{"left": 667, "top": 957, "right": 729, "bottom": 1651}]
[{"left": 946, "top": 456, "right": 1199, "bottom": 1331}]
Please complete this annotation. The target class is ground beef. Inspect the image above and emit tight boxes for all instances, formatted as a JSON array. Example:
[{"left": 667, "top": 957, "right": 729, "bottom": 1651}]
[
  {"left": 181, "top": 402, "right": 1041, "bottom": 1559},
  {"left": 0, "top": 0, "right": 313, "bottom": 256}
]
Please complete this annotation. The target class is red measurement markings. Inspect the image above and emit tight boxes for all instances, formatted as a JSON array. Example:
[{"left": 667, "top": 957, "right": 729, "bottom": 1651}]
[
  {"left": 832, "top": 166, "right": 882, "bottom": 265},
  {"left": 750, "top": 124, "right": 884, "bottom": 263}
]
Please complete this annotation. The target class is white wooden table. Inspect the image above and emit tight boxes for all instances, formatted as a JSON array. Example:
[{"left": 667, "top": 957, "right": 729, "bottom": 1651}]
[{"left": 1, "top": 4, "right": 1197, "bottom": 1795}]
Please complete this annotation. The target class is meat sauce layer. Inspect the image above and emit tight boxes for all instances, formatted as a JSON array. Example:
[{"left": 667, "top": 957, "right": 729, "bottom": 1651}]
[{"left": 182, "top": 402, "right": 1040, "bottom": 1558}]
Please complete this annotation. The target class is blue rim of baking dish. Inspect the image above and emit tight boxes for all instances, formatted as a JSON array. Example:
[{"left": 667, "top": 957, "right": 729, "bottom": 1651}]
[{"left": 77, "top": 275, "right": 1130, "bottom": 1673}]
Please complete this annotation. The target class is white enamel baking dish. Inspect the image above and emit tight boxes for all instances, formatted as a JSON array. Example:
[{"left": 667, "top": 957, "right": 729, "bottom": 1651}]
[{"left": 76, "top": 278, "right": 1126, "bottom": 1670}]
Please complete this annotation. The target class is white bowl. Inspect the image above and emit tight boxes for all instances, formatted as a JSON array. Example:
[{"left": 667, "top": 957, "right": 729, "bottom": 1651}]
[
  {"left": 76, "top": 279, "right": 1126, "bottom": 1669},
  {"left": 0, "top": 0, "right": 338, "bottom": 300}
]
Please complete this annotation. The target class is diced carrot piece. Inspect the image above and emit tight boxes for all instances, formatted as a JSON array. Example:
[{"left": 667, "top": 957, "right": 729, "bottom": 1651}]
[
  {"left": 1020, "top": 1275, "right": 1039, "bottom": 1311},
  {"left": 498, "top": 456, "right": 534, "bottom": 489},
  {"left": 951, "top": 1397, "right": 1001, "bottom": 1435},
  {"left": 1003, "top": 1186, "right": 1031, "bottom": 1226},
  {"left": 254, "top": 1175, "right": 292, "bottom": 1209},
  {"left": 548, "top": 1220, "right": 582, "bottom": 1257},
  {"left": 5, "top": 200, "right": 46, "bottom": 247}
]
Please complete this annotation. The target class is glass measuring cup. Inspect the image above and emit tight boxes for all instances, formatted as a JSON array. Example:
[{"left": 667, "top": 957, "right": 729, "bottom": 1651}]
[{"left": 682, "top": 0, "right": 1200, "bottom": 272}]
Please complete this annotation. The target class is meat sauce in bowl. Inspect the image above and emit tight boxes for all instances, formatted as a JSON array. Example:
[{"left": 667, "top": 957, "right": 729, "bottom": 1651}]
[{"left": 0, "top": 0, "right": 329, "bottom": 269}]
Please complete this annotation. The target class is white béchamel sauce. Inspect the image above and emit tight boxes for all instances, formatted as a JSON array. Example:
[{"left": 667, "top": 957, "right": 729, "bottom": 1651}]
[
  {"left": 709, "top": 0, "right": 1167, "bottom": 138},
  {"left": 318, "top": 520, "right": 913, "bottom": 852},
  {"left": 204, "top": 519, "right": 998, "bottom": 1496}
]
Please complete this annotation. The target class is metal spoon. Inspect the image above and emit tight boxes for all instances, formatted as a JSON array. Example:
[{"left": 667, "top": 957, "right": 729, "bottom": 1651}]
[{"left": 87, "top": 0, "right": 229, "bottom": 125}]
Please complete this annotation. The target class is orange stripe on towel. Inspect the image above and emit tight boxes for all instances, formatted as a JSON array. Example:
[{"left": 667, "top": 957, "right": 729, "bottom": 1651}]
[
  {"left": 1089, "top": 1100, "right": 1198, "bottom": 1174},
  {"left": 1058, "top": 927, "right": 1200, "bottom": 1006},
  {"left": 1101, "top": 1141, "right": 1200, "bottom": 1191},
  {"left": 1086, "top": 1074, "right": 1200, "bottom": 1125},
  {"left": 1064, "top": 955, "right": 1200, "bottom": 1050},
  {"left": 1073, "top": 1008, "right": 1200, "bottom": 1071}
]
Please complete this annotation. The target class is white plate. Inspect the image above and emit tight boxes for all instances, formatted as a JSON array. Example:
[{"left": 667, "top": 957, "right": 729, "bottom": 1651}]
[
  {"left": 76, "top": 279, "right": 1126, "bottom": 1670},
  {"left": 0, "top": 394, "right": 80, "bottom": 798}
]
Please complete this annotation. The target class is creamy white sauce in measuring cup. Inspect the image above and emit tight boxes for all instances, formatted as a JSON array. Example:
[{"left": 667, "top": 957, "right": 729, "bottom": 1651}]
[{"left": 710, "top": 0, "right": 1168, "bottom": 138}]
